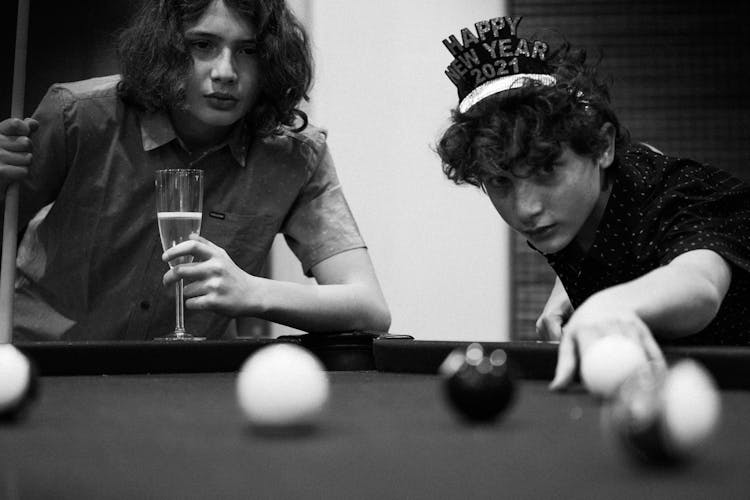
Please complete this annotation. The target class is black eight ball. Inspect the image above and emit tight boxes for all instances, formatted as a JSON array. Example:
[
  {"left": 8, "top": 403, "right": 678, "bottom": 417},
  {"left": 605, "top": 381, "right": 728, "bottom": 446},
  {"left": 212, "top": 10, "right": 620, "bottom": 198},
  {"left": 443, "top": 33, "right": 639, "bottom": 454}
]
[{"left": 441, "top": 343, "right": 516, "bottom": 422}]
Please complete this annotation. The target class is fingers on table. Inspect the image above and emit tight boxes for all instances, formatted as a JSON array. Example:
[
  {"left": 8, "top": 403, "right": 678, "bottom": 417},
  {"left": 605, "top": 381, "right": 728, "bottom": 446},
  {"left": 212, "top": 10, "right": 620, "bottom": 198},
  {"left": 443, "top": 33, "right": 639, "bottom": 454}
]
[{"left": 549, "top": 330, "right": 577, "bottom": 391}]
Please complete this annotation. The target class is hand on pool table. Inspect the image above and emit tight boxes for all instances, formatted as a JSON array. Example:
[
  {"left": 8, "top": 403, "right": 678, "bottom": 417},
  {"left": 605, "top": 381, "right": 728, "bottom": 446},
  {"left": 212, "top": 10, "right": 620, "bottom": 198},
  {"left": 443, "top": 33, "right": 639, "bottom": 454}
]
[
  {"left": 535, "top": 277, "right": 572, "bottom": 341},
  {"left": 0, "top": 117, "right": 39, "bottom": 190},
  {"left": 548, "top": 301, "right": 666, "bottom": 392},
  {"left": 163, "top": 234, "right": 261, "bottom": 316}
]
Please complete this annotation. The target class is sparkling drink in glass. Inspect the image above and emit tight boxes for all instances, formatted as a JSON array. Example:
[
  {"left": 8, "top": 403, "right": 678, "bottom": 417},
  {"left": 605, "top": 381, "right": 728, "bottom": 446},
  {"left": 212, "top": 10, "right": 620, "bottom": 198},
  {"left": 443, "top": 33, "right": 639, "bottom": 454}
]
[{"left": 155, "top": 169, "right": 204, "bottom": 340}]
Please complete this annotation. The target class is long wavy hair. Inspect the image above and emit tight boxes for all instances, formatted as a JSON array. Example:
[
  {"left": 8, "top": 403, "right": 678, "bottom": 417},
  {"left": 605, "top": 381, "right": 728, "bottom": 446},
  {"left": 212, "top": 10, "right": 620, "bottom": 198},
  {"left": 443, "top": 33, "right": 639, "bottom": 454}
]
[
  {"left": 117, "top": 0, "right": 312, "bottom": 136},
  {"left": 436, "top": 43, "right": 630, "bottom": 188}
]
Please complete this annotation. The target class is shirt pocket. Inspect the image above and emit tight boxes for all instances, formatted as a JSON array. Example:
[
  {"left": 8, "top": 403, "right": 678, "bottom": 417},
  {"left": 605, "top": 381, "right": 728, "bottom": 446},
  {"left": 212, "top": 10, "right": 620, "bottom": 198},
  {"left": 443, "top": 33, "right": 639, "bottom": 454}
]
[{"left": 200, "top": 211, "right": 279, "bottom": 275}]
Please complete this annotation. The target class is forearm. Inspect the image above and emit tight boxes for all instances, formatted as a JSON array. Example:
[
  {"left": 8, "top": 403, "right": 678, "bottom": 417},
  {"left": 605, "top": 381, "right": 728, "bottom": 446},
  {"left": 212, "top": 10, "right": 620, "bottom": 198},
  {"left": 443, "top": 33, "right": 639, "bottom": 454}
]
[
  {"left": 254, "top": 278, "right": 391, "bottom": 333},
  {"left": 579, "top": 251, "right": 731, "bottom": 339},
  {"left": 172, "top": 241, "right": 391, "bottom": 332}
]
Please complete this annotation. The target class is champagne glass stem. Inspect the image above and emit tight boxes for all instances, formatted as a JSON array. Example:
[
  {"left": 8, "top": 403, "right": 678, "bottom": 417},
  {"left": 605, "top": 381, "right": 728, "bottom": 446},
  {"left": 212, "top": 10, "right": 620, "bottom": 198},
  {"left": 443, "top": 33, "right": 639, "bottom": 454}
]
[{"left": 174, "top": 279, "right": 186, "bottom": 337}]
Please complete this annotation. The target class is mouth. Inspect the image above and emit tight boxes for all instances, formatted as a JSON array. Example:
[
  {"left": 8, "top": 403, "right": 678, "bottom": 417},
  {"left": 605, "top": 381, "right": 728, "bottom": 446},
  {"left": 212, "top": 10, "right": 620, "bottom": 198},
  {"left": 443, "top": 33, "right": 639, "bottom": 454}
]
[
  {"left": 205, "top": 93, "right": 239, "bottom": 110},
  {"left": 206, "top": 92, "right": 237, "bottom": 101},
  {"left": 523, "top": 224, "right": 556, "bottom": 239}
]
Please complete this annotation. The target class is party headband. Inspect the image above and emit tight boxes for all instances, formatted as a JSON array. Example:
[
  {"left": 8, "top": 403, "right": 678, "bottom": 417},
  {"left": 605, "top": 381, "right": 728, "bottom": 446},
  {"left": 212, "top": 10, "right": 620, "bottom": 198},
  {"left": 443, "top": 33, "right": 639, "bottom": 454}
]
[{"left": 443, "top": 17, "right": 555, "bottom": 113}]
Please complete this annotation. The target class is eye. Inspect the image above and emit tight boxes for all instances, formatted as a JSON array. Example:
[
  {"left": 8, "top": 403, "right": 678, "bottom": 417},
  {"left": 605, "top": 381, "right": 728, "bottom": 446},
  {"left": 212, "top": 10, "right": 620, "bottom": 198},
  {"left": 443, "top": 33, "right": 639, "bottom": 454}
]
[
  {"left": 535, "top": 162, "right": 560, "bottom": 180},
  {"left": 190, "top": 39, "right": 215, "bottom": 54},
  {"left": 238, "top": 42, "right": 258, "bottom": 56}
]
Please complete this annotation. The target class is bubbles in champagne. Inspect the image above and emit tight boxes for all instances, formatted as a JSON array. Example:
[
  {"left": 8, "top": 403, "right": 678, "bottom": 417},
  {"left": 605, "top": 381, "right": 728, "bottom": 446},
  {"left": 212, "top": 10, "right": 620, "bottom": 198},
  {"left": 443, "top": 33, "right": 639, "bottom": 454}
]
[{"left": 157, "top": 212, "right": 202, "bottom": 266}]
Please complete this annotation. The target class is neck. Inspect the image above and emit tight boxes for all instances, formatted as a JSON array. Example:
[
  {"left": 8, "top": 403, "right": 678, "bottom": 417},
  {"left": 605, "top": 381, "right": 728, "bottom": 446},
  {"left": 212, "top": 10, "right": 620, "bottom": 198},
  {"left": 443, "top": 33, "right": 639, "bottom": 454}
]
[
  {"left": 574, "top": 174, "right": 614, "bottom": 252},
  {"left": 169, "top": 110, "right": 234, "bottom": 153}
]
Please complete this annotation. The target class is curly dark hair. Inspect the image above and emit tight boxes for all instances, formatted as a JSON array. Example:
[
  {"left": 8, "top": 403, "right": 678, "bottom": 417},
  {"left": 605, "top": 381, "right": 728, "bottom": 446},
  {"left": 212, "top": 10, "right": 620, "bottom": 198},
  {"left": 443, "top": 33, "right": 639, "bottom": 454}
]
[
  {"left": 116, "top": 0, "right": 312, "bottom": 136},
  {"left": 436, "top": 43, "right": 630, "bottom": 188}
]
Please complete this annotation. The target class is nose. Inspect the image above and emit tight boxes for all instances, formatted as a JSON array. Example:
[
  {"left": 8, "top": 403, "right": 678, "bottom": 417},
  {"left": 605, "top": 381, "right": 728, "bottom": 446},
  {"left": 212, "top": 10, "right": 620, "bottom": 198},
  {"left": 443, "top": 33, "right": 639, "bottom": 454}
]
[
  {"left": 514, "top": 180, "right": 544, "bottom": 224},
  {"left": 210, "top": 47, "right": 237, "bottom": 83}
]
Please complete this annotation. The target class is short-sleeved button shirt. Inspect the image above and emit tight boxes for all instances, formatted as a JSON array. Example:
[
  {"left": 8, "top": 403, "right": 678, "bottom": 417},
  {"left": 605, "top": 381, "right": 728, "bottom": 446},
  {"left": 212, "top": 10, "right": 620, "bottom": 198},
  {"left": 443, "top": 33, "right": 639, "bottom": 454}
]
[
  {"left": 7, "top": 75, "right": 366, "bottom": 341},
  {"left": 540, "top": 144, "right": 750, "bottom": 345}
]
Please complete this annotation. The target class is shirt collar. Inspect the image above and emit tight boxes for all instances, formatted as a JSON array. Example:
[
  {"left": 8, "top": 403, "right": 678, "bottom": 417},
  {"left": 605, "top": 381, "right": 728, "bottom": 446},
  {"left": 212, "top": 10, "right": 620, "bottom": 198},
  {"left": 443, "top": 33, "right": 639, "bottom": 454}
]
[
  {"left": 139, "top": 110, "right": 249, "bottom": 167},
  {"left": 544, "top": 159, "right": 633, "bottom": 267}
]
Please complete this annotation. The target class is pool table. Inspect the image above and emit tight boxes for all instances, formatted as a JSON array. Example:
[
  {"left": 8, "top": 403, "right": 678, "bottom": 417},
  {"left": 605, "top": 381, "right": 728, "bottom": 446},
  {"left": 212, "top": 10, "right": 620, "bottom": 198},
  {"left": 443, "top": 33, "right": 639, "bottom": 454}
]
[{"left": 1, "top": 333, "right": 749, "bottom": 499}]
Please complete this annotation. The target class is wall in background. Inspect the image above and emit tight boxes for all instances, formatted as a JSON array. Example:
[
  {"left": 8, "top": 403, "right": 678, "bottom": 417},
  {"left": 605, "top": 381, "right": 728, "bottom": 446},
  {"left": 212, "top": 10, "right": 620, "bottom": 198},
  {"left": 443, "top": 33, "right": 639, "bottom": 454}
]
[
  {"left": 6, "top": 0, "right": 514, "bottom": 342},
  {"left": 12, "top": 1, "right": 748, "bottom": 342},
  {"left": 270, "top": 0, "right": 513, "bottom": 341},
  {"left": 21, "top": 0, "right": 135, "bottom": 117},
  {"left": 509, "top": 0, "right": 750, "bottom": 339}
]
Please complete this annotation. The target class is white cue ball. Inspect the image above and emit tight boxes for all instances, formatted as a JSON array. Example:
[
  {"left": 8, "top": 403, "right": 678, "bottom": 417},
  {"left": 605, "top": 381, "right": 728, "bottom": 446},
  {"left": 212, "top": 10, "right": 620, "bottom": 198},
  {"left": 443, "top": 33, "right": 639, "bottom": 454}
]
[
  {"left": 236, "top": 344, "right": 330, "bottom": 427},
  {"left": 661, "top": 359, "right": 721, "bottom": 456},
  {"left": 580, "top": 335, "right": 649, "bottom": 399},
  {"left": 0, "top": 345, "right": 32, "bottom": 413}
]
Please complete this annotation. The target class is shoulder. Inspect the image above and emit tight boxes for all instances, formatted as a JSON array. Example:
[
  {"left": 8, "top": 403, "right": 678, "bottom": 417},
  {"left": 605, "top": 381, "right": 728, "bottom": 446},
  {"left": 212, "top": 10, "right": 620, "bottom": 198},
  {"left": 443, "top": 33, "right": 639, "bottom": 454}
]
[
  {"left": 46, "top": 75, "right": 121, "bottom": 103},
  {"left": 259, "top": 122, "right": 330, "bottom": 172},
  {"left": 623, "top": 145, "right": 750, "bottom": 263},
  {"left": 618, "top": 143, "right": 748, "bottom": 198},
  {"left": 618, "top": 143, "right": 689, "bottom": 185},
  {"left": 40, "top": 75, "right": 123, "bottom": 120}
]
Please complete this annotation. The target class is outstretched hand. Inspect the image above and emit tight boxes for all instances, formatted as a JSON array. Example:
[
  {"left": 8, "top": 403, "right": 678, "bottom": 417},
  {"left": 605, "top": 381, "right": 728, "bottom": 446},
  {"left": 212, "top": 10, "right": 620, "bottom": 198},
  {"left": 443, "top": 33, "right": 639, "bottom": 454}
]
[
  {"left": 162, "top": 234, "right": 262, "bottom": 317},
  {"left": 548, "top": 303, "right": 666, "bottom": 391}
]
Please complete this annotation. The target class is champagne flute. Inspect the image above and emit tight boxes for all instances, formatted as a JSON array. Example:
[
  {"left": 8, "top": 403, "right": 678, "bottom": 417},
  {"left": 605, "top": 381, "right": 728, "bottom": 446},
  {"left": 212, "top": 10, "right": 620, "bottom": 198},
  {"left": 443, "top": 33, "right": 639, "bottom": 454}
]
[{"left": 155, "top": 169, "right": 205, "bottom": 341}]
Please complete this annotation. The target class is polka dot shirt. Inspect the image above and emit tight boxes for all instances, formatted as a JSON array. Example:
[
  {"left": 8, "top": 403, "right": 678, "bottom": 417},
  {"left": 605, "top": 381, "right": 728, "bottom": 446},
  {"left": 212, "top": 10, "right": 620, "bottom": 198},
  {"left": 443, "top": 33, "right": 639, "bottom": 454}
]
[{"left": 542, "top": 143, "right": 750, "bottom": 346}]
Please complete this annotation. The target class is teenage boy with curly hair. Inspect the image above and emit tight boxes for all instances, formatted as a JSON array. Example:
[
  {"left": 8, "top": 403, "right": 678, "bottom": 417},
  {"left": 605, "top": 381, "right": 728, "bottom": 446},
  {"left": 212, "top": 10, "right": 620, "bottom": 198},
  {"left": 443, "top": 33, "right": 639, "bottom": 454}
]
[{"left": 0, "top": 0, "right": 390, "bottom": 340}]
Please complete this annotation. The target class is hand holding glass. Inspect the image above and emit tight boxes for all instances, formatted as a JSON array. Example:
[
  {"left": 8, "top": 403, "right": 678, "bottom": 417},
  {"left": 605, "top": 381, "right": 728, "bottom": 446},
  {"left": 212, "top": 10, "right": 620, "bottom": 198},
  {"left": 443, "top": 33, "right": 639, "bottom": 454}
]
[{"left": 155, "top": 169, "right": 204, "bottom": 340}]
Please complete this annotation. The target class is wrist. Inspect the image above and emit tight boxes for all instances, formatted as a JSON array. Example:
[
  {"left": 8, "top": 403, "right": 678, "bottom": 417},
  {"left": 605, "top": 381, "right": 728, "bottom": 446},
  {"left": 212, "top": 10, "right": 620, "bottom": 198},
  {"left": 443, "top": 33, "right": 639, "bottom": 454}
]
[{"left": 244, "top": 274, "right": 271, "bottom": 317}]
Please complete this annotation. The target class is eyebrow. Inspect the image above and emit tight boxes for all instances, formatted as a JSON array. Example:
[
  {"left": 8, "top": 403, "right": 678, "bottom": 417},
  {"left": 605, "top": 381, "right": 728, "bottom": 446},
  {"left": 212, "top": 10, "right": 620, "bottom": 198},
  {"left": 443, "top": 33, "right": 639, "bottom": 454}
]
[{"left": 184, "top": 30, "right": 257, "bottom": 45}]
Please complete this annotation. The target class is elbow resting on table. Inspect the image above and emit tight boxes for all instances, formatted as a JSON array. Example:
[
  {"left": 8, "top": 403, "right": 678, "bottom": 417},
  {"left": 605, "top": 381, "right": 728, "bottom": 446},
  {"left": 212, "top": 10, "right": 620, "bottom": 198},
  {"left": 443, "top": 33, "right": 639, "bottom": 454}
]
[{"left": 360, "top": 299, "right": 392, "bottom": 333}]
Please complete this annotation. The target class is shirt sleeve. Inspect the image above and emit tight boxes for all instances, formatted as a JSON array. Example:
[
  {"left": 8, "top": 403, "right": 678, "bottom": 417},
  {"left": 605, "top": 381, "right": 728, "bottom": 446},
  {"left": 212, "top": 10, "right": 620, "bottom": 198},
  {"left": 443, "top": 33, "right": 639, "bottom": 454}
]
[
  {"left": 654, "top": 160, "right": 750, "bottom": 275},
  {"left": 281, "top": 142, "right": 366, "bottom": 277}
]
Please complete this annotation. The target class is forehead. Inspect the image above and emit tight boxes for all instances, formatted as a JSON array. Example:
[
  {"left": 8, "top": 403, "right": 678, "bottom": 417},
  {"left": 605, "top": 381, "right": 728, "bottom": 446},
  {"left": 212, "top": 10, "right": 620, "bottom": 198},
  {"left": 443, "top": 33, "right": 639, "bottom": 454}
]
[
  {"left": 486, "top": 144, "right": 583, "bottom": 177},
  {"left": 186, "top": 0, "right": 256, "bottom": 38}
]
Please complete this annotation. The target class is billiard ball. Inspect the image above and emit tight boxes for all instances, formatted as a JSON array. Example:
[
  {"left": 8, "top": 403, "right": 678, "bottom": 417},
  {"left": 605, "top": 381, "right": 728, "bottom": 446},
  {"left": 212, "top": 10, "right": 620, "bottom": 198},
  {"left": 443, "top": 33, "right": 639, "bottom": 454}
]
[
  {"left": 236, "top": 343, "right": 330, "bottom": 429},
  {"left": 660, "top": 359, "right": 721, "bottom": 456},
  {"left": 0, "top": 344, "right": 39, "bottom": 421},
  {"left": 440, "top": 343, "right": 516, "bottom": 423},
  {"left": 580, "top": 335, "right": 649, "bottom": 399},
  {"left": 603, "top": 359, "right": 721, "bottom": 465}
]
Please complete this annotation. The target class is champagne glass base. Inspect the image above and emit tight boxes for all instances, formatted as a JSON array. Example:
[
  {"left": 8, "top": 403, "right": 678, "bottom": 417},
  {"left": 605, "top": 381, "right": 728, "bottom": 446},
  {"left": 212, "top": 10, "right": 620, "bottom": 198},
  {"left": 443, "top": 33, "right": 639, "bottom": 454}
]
[{"left": 154, "top": 333, "right": 206, "bottom": 341}]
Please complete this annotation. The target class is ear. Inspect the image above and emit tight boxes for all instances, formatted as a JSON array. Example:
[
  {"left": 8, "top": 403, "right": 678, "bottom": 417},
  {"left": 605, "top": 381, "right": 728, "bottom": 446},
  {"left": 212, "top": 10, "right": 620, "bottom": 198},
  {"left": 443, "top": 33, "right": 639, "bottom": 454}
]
[{"left": 598, "top": 122, "right": 616, "bottom": 169}]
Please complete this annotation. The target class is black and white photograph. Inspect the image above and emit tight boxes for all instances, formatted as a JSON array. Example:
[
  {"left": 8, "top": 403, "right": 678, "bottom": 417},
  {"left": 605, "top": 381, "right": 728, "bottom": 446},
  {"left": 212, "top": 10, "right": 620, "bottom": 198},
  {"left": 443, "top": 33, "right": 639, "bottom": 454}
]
[{"left": 1, "top": 0, "right": 749, "bottom": 498}]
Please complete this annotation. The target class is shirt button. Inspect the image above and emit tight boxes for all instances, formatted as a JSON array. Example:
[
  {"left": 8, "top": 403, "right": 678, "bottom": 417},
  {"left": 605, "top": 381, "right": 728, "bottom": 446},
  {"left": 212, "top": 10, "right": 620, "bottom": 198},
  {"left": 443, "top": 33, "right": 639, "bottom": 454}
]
[{"left": 140, "top": 300, "right": 150, "bottom": 310}]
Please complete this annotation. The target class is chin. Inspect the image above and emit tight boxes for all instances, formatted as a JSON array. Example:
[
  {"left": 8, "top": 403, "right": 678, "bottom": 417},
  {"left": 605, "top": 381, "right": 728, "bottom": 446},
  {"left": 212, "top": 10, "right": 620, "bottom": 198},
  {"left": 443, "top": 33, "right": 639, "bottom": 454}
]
[
  {"left": 529, "top": 235, "right": 573, "bottom": 255},
  {"left": 200, "top": 111, "right": 244, "bottom": 128}
]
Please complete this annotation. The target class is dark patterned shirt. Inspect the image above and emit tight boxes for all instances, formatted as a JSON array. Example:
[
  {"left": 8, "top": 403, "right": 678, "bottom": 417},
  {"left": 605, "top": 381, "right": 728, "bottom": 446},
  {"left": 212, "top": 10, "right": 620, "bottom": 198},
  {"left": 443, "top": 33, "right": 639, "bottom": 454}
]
[{"left": 541, "top": 144, "right": 750, "bottom": 345}]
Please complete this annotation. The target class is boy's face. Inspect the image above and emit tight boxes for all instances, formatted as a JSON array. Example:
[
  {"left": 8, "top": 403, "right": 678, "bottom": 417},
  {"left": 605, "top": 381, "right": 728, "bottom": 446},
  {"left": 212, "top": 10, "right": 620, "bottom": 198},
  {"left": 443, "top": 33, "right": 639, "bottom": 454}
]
[
  {"left": 484, "top": 145, "right": 612, "bottom": 254},
  {"left": 176, "top": 0, "right": 260, "bottom": 145}
]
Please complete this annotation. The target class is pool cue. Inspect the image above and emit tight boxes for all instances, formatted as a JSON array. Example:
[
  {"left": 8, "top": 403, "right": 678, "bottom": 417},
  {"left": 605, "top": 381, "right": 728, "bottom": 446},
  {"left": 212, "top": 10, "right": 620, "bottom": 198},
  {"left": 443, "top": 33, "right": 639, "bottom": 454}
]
[{"left": 0, "top": 0, "right": 31, "bottom": 344}]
